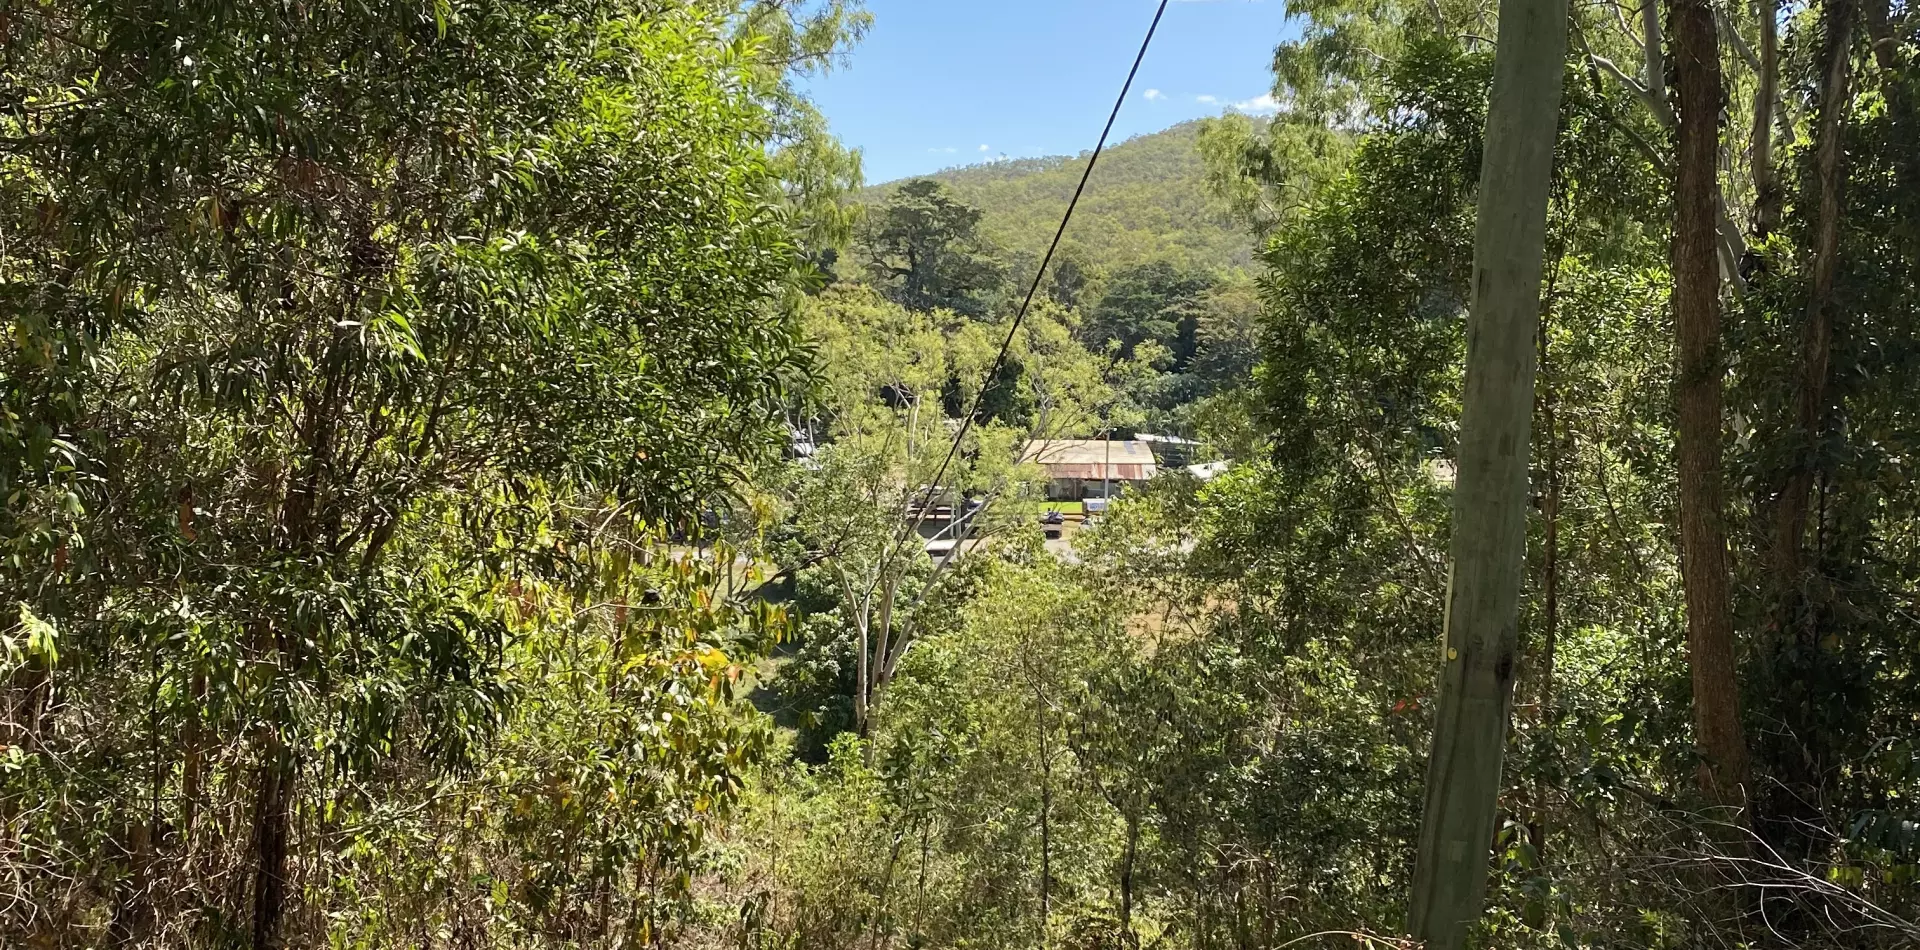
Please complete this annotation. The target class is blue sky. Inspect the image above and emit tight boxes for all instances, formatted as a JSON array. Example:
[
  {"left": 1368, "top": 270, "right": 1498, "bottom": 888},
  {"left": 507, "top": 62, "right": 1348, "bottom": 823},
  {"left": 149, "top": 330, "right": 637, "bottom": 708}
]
[{"left": 803, "top": 0, "right": 1300, "bottom": 185}]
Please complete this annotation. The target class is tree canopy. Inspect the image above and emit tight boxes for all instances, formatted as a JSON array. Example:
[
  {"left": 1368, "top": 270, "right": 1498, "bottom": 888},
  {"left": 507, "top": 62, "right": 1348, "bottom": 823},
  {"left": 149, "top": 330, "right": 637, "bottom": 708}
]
[{"left": 6, "top": 1, "right": 1920, "bottom": 949}]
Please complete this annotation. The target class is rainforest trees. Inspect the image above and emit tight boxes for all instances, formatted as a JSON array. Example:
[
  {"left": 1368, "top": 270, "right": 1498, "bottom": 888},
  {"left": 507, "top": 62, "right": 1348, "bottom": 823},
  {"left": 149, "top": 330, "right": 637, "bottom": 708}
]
[{"left": 1, "top": 1, "right": 855, "bottom": 945}]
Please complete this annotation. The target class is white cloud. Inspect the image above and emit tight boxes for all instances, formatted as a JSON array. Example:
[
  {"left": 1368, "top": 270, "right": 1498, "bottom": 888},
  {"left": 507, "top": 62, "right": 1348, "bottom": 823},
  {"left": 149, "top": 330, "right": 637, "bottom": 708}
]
[
  {"left": 978, "top": 144, "right": 990, "bottom": 152},
  {"left": 1195, "top": 94, "right": 1219, "bottom": 105},
  {"left": 1144, "top": 88, "right": 1164, "bottom": 101},
  {"left": 1230, "top": 93, "right": 1280, "bottom": 114}
]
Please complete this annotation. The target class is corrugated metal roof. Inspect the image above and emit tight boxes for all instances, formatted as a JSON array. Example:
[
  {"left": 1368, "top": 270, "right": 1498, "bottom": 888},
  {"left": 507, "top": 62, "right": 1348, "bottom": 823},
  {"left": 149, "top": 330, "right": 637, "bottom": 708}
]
[
  {"left": 1022, "top": 439, "right": 1157, "bottom": 465},
  {"left": 1022, "top": 440, "right": 1159, "bottom": 481}
]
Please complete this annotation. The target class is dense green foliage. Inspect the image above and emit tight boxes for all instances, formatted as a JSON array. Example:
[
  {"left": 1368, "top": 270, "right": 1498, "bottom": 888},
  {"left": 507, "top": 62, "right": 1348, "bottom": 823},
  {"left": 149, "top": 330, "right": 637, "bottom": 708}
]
[
  {"left": 723, "top": 7, "right": 1920, "bottom": 950},
  {"left": 7, "top": 1, "right": 1920, "bottom": 948},
  {"left": 1, "top": 1, "right": 853, "bottom": 945},
  {"left": 857, "top": 179, "right": 1007, "bottom": 316}
]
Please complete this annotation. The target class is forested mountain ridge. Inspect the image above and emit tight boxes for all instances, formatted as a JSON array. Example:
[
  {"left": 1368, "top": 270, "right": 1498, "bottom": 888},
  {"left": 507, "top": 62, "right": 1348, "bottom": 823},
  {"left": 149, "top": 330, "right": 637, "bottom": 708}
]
[{"left": 862, "top": 120, "right": 1254, "bottom": 273}]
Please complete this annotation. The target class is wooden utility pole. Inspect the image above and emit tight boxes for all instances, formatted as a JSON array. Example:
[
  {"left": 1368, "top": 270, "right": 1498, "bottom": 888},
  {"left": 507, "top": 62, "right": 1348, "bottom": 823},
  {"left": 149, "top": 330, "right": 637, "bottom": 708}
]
[{"left": 1406, "top": 0, "right": 1566, "bottom": 943}]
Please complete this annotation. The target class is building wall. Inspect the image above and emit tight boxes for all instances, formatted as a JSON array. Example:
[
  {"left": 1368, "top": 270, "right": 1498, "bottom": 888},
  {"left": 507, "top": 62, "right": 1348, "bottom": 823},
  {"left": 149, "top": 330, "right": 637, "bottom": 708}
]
[{"left": 1047, "top": 477, "right": 1136, "bottom": 501}]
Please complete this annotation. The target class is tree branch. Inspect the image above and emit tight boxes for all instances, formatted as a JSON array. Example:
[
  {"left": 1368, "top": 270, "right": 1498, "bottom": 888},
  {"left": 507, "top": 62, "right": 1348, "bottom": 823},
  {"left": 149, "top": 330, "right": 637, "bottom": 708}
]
[{"left": 1640, "top": 0, "right": 1678, "bottom": 127}]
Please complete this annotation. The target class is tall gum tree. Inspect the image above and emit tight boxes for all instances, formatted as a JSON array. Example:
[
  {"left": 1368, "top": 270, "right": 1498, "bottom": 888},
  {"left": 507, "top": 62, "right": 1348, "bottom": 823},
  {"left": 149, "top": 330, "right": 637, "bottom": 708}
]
[
  {"left": 1670, "top": 0, "right": 1754, "bottom": 815},
  {"left": 1405, "top": 0, "right": 1565, "bottom": 944},
  {"left": 1754, "top": 0, "right": 1858, "bottom": 866}
]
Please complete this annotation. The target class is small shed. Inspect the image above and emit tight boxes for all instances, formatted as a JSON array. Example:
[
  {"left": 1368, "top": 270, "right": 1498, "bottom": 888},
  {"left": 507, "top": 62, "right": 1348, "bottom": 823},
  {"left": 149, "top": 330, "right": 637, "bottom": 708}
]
[{"left": 1022, "top": 439, "right": 1159, "bottom": 501}]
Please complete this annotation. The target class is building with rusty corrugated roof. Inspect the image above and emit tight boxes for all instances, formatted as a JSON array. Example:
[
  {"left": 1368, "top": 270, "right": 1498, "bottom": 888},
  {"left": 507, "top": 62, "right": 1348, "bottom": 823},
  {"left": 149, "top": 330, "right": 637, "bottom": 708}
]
[{"left": 1021, "top": 439, "right": 1159, "bottom": 501}]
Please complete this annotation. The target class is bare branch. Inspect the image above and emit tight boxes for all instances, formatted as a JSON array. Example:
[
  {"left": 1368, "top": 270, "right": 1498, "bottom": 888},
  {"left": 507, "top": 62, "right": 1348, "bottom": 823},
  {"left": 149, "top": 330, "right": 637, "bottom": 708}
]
[
  {"left": 1607, "top": 0, "right": 1645, "bottom": 44},
  {"left": 1721, "top": 7, "right": 1762, "bottom": 72}
]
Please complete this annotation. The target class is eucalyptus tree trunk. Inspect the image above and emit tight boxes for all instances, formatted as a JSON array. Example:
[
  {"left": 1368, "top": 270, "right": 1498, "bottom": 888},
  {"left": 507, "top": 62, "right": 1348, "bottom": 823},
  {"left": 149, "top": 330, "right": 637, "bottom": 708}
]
[
  {"left": 1863, "top": 0, "right": 1916, "bottom": 201},
  {"left": 1405, "top": 0, "right": 1565, "bottom": 943},
  {"left": 1751, "top": 0, "right": 1783, "bottom": 240},
  {"left": 1771, "top": 0, "right": 1855, "bottom": 601},
  {"left": 250, "top": 751, "right": 295, "bottom": 949},
  {"left": 1119, "top": 812, "right": 1139, "bottom": 948},
  {"left": 1035, "top": 686, "right": 1053, "bottom": 931},
  {"left": 1671, "top": 0, "right": 1753, "bottom": 814},
  {"left": 1762, "top": 0, "right": 1856, "bottom": 858}
]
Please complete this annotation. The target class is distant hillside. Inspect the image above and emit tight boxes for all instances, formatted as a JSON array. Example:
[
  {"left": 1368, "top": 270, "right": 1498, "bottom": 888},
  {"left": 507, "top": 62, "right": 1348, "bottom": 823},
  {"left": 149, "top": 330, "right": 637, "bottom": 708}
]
[{"left": 863, "top": 121, "right": 1255, "bottom": 276}]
